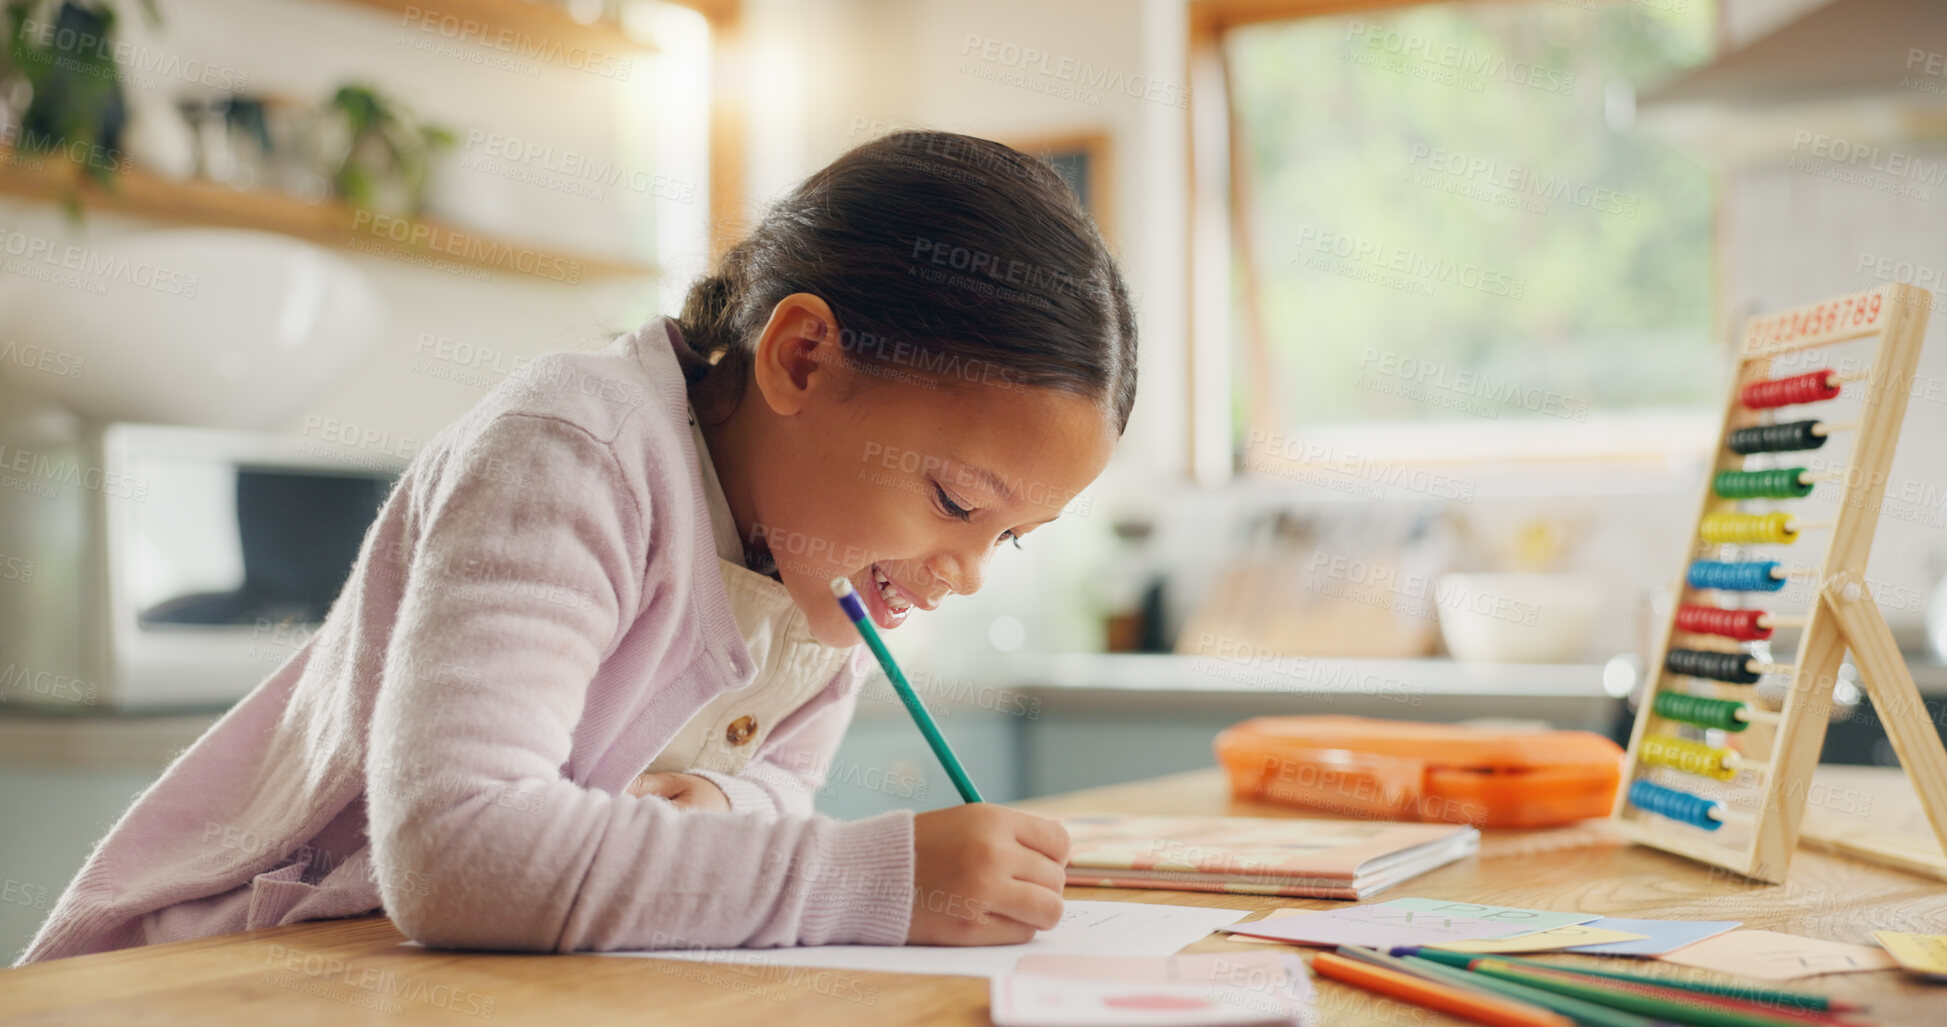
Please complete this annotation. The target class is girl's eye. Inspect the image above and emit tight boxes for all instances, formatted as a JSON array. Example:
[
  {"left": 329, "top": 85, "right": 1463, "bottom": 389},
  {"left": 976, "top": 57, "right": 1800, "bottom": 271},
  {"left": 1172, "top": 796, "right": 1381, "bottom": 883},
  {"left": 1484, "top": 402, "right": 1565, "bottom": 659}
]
[
  {"left": 935, "top": 482, "right": 1024, "bottom": 549},
  {"left": 933, "top": 483, "right": 972, "bottom": 521}
]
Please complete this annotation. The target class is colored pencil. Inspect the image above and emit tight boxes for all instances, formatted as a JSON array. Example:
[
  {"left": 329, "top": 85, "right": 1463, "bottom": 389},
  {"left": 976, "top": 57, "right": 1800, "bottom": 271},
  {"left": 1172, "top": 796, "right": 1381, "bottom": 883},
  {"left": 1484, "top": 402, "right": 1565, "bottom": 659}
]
[
  {"left": 1312, "top": 950, "right": 1575, "bottom": 1027},
  {"left": 1470, "top": 960, "right": 1860, "bottom": 1027},
  {"left": 830, "top": 577, "right": 983, "bottom": 802},
  {"left": 1334, "top": 946, "right": 1659, "bottom": 1027},
  {"left": 1465, "top": 963, "right": 1870, "bottom": 1027},
  {"left": 1401, "top": 948, "right": 1858, "bottom": 1013},
  {"left": 1392, "top": 954, "right": 1672, "bottom": 1027}
]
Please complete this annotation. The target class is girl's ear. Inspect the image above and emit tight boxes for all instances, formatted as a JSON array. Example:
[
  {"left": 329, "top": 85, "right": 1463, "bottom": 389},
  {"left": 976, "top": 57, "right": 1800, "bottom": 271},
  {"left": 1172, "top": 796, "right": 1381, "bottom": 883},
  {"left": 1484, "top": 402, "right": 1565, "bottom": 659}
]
[{"left": 750, "top": 292, "right": 842, "bottom": 417}]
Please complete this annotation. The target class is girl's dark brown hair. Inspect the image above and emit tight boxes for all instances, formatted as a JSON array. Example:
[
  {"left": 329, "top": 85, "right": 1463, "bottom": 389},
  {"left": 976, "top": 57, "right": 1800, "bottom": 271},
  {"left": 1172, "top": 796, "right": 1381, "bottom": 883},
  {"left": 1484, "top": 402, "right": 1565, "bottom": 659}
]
[{"left": 677, "top": 130, "right": 1138, "bottom": 434}]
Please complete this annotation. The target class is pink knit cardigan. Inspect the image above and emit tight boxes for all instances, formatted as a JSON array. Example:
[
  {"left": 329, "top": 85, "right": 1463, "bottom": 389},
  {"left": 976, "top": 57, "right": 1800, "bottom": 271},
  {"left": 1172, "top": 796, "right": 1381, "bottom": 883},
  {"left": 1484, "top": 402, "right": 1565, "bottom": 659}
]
[{"left": 16, "top": 317, "right": 916, "bottom": 964}]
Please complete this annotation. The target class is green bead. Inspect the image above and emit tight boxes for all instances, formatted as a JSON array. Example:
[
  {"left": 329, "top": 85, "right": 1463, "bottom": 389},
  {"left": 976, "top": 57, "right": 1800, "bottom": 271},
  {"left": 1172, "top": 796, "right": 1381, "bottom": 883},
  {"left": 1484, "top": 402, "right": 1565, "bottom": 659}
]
[
  {"left": 1713, "top": 468, "right": 1813, "bottom": 500},
  {"left": 1653, "top": 691, "right": 1747, "bottom": 732}
]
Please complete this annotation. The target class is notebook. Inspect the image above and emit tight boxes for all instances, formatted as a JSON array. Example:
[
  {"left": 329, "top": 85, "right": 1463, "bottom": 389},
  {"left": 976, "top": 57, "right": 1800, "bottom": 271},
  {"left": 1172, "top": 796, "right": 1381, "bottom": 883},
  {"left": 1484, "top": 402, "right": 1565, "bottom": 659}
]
[{"left": 1061, "top": 814, "right": 1480, "bottom": 900}]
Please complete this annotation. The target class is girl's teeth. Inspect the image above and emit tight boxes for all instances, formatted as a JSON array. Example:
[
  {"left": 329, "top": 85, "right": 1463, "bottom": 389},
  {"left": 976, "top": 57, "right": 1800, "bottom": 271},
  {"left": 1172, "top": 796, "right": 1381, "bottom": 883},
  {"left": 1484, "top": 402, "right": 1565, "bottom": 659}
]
[{"left": 872, "top": 566, "right": 911, "bottom": 613}]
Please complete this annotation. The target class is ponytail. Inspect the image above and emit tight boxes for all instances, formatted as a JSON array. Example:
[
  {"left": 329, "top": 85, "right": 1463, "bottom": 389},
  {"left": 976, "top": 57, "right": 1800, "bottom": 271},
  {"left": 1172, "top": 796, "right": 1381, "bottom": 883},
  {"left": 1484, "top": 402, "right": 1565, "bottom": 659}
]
[{"left": 675, "top": 129, "right": 1137, "bottom": 434}]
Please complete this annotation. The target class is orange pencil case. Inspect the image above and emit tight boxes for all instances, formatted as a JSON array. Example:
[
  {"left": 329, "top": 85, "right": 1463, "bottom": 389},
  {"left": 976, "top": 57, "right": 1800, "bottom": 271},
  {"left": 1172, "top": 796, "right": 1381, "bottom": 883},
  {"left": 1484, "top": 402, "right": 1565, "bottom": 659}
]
[{"left": 1215, "top": 715, "right": 1623, "bottom": 828}]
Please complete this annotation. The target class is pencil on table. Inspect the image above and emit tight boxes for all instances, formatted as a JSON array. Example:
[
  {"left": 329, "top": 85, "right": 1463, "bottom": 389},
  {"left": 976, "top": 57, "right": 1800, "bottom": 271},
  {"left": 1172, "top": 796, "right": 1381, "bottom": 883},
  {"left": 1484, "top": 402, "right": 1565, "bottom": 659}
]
[
  {"left": 1421, "top": 956, "right": 1868, "bottom": 1026},
  {"left": 1338, "top": 948, "right": 1664, "bottom": 1027},
  {"left": 1468, "top": 959, "right": 1864, "bottom": 1027},
  {"left": 1311, "top": 950, "right": 1574, "bottom": 1027},
  {"left": 1401, "top": 948, "right": 1858, "bottom": 1014}
]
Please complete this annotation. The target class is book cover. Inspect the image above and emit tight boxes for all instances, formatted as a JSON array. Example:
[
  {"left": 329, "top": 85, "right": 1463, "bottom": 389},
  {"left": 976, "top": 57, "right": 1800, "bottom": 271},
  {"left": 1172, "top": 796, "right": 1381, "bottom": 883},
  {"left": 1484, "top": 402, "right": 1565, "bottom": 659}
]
[{"left": 1061, "top": 814, "right": 1480, "bottom": 900}]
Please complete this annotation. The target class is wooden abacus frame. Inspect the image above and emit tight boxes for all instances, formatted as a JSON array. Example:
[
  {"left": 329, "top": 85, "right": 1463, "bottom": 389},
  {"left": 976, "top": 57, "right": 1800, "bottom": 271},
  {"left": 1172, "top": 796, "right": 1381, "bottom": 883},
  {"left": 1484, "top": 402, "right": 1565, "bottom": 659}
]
[{"left": 1614, "top": 282, "right": 1947, "bottom": 883}]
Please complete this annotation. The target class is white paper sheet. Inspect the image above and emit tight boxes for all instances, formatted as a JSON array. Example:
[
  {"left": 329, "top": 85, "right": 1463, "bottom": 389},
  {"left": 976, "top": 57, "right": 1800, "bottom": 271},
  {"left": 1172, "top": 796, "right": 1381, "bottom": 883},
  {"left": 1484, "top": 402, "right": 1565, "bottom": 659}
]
[{"left": 600, "top": 901, "right": 1252, "bottom": 980}]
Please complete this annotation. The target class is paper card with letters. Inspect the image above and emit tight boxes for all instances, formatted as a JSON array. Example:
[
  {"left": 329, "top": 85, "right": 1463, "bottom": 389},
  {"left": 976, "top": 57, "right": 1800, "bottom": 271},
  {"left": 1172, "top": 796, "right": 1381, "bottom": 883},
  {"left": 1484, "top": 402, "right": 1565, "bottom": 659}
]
[
  {"left": 1561, "top": 917, "right": 1742, "bottom": 957},
  {"left": 1376, "top": 898, "right": 1601, "bottom": 936},
  {"left": 1657, "top": 929, "right": 1898, "bottom": 981},
  {"left": 1429, "top": 922, "right": 1649, "bottom": 954},
  {"left": 1227, "top": 908, "right": 1305, "bottom": 946},
  {"left": 1217, "top": 898, "right": 1592, "bottom": 949},
  {"left": 1874, "top": 931, "right": 1947, "bottom": 980}
]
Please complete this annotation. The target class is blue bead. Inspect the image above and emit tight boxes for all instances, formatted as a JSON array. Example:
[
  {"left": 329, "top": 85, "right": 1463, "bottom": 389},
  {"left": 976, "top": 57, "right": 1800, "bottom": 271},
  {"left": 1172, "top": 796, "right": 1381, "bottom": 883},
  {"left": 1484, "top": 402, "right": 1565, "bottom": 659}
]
[
  {"left": 1629, "top": 779, "right": 1722, "bottom": 830},
  {"left": 1687, "top": 560, "right": 1785, "bottom": 592}
]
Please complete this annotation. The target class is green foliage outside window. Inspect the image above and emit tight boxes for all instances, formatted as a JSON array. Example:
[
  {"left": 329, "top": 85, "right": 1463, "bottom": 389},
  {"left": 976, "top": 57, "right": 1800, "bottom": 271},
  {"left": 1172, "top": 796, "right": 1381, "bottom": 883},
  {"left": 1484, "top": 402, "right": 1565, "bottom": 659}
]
[{"left": 1226, "top": 0, "right": 1719, "bottom": 437}]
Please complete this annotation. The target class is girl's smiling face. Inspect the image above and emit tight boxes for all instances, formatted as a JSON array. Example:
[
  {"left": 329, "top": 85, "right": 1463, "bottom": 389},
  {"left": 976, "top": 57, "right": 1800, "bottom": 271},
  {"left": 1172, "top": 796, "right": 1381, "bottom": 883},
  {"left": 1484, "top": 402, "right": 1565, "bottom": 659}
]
[{"left": 699, "top": 293, "right": 1119, "bottom": 647}]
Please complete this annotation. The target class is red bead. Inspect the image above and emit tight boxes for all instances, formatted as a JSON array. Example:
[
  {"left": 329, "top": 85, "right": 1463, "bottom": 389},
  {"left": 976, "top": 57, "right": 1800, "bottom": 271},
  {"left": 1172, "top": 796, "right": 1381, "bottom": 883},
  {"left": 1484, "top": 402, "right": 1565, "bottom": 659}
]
[
  {"left": 1740, "top": 372, "right": 1841, "bottom": 410},
  {"left": 1675, "top": 604, "right": 1771, "bottom": 641}
]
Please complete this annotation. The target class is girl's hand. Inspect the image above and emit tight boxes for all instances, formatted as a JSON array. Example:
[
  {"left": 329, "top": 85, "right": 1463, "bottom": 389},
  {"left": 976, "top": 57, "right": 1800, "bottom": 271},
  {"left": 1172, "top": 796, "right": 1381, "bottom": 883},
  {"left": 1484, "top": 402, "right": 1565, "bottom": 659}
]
[
  {"left": 907, "top": 804, "right": 1070, "bottom": 946},
  {"left": 627, "top": 771, "right": 732, "bottom": 811}
]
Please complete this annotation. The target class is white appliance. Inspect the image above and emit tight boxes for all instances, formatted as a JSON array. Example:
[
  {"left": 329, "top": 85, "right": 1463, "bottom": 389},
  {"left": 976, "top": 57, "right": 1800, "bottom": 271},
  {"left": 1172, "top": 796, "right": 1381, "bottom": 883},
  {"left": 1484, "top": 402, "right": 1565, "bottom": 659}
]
[{"left": 0, "top": 419, "right": 403, "bottom": 711}]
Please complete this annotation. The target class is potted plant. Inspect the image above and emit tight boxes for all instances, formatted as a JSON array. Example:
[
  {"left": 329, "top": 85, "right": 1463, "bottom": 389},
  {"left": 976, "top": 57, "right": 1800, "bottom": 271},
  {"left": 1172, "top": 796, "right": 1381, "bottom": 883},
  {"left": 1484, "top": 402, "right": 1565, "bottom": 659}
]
[
  {"left": 319, "top": 83, "right": 455, "bottom": 217},
  {"left": 2, "top": 0, "right": 158, "bottom": 188}
]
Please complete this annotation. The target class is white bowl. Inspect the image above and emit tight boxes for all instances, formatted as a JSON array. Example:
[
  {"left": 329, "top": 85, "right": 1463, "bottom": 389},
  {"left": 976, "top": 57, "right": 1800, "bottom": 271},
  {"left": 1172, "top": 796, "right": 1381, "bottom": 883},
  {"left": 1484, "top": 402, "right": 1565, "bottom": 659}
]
[
  {"left": 1434, "top": 572, "right": 1603, "bottom": 663},
  {"left": 0, "top": 228, "right": 385, "bottom": 429}
]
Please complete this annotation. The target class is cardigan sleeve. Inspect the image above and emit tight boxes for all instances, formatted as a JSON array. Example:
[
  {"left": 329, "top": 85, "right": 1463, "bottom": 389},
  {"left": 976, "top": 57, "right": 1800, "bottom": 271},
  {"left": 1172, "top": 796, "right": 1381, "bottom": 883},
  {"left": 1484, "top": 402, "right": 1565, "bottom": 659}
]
[{"left": 366, "top": 412, "right": 914, "bottom": 953}]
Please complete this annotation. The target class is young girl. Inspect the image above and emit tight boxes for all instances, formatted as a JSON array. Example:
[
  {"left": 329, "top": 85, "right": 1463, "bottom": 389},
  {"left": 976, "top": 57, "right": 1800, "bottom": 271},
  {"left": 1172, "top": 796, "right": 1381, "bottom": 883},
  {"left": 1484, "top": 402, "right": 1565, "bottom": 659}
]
[{"left": 17, "top": 129, "right": 1138, "bottom": 962}]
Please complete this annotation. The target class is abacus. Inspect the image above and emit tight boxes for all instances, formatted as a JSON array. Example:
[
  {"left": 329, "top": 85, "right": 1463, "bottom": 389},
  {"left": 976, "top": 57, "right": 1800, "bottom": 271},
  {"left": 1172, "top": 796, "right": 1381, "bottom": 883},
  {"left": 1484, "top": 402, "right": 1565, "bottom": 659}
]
[{"left": 1614, "top": 282, "right": 1947, "bottom": 883}]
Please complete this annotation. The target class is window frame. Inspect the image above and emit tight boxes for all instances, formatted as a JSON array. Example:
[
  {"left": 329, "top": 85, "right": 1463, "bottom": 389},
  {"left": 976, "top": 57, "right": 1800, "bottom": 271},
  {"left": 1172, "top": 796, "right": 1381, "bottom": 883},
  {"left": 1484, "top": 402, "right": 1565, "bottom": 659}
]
[{"left": 1184, "top": 0, "right": 1731, "bottom": 483}]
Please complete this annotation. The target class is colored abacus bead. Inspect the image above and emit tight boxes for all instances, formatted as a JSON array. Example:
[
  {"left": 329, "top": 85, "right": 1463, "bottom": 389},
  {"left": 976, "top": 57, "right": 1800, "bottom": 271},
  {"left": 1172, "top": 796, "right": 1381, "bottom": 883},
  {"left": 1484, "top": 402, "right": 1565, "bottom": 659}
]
[
  {"left": 1728, "top": 420, "right": 1827, "bottom": 455},
  {"left": 1713, "top": 468, "right": 1814, "bottom": 500},
  {"left": 1653, "top": 692, "right": 1750, "bottom": 732},
  {"left": 1700, "top": 512, "right": 1798, "bottom": 545},
  {"left": 1740, "top": 372, "right": 1841, "bottom": 409},
  {"left": 1666, "top": 648, "right": 1762, "bottom": 684},
  {"left": 1644, "top": 735, "right": 1739, "bottom": 781},
  {"left": 1686, "top": 560, "right": 1787, "bottom": 592},
  {"left": 1674, "top": 605, "right": 1772, "bottom": 641},
  {"left": 1629, "top": 779, "right": 1723, "bottom": 830}
]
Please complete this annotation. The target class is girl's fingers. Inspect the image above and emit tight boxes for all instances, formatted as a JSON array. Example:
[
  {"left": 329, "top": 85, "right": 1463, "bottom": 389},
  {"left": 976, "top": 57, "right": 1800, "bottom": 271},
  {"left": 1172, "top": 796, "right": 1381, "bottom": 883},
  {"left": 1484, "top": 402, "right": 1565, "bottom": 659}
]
[
  {"left": 917, "top": 894, "right": 1038, "bottom": 945},
  {"left": 1010, "top": 812, "right": 1072, "bottom": 864},
  {"left": 960, "top": 913, "right": 1040, "bottom": 946},
  {"left": 628, "top": 772, "right": 730, "bottom": 809},
  {"left": 1011, "top": 848, "right": 1069, "bottom": 897},
  {"left": 995, "top": 878, "right": 1065, "bottom": 932},
  {"left": 681, "top": 777, "right": 732, "bottom": 810}
]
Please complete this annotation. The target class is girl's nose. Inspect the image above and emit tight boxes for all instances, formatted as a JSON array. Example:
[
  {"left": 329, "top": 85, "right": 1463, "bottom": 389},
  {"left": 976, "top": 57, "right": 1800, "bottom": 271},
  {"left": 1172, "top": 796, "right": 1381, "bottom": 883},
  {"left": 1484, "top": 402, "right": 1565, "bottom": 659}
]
[{"left": 926, "top": 545, "right": 988, "bottom": 600}]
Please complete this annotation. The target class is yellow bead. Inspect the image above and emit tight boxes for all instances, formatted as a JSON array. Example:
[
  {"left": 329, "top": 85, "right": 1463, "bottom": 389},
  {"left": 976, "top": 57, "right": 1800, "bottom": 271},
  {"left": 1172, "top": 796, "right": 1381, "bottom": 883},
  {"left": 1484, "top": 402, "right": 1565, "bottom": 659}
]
[{"left": 1643, "top": 734, "right": 1737, "bottom": 781}]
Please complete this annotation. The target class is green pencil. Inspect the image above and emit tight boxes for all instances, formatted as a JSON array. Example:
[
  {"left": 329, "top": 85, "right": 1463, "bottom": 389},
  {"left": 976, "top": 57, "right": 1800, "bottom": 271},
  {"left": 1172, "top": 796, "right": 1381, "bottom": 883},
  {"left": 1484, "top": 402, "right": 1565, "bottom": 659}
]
[
  {"left": 1405, "top": 948, "right": 1852, "bottom": 1012},
  {"left": 831, "top": 577, "right": 983, "bottom": 802},
  {"left": 1333, "top": 947, "right": 1654, "bottom": 1027},
  {"left": 1390, "top": 954, "right": 1668, "bottom": 1027},
  {"left": 1470, "top": 959, "right": 1848, "bottom": 1027}
]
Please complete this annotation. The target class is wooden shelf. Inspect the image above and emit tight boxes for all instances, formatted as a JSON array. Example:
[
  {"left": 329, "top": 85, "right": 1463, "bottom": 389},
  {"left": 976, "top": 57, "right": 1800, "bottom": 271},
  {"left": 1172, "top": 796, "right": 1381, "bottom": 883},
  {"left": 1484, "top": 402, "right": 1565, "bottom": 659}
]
[
  {"left": 336, "top": 0, "right": 657, "bottom": 63},
  {"left": 0, "top": 157, "right": 656, "bottom": 282}
]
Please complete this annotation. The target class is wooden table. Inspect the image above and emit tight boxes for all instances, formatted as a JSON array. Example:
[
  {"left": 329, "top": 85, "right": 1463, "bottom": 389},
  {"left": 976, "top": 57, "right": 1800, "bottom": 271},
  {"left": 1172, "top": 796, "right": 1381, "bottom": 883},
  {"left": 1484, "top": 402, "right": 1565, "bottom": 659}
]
[{"left": 4, "top": 765, "right": 1944, "bottom": 1025}]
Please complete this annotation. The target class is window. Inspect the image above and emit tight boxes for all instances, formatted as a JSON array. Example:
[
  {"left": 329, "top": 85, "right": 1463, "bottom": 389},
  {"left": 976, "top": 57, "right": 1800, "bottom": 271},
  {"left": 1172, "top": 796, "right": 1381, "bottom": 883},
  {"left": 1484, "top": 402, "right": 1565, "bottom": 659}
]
[{"left": 1221, "top": 0, "right": 1719, "bottom": 462}]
